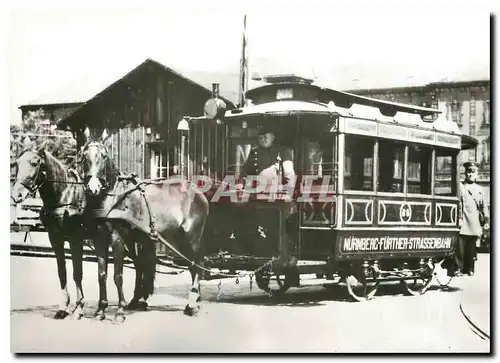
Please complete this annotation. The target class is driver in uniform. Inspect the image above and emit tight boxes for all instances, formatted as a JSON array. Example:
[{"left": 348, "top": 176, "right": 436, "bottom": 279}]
[{"left": 237, "top": 126, "right": 299, "bottom": 286}]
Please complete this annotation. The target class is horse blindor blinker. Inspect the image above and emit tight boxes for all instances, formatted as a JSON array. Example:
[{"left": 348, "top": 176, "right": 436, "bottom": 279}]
[{"left": 20, "top": 159, "right": 46, "bottom": 196}]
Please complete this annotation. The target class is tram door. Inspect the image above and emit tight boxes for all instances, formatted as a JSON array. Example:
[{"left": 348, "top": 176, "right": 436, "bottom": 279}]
[{"left": 298, "top": 133, "right": 338, "bottom": 259}]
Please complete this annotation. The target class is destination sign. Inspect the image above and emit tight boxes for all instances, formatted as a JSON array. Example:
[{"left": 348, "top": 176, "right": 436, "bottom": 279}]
[
  {"left": 379, "top": 124, "right": 408, "bottom": 140},
  {"left": 409, "top": 129, "right": 435, "bottom": 144},
  {"left": 435, "top": 133, "right": 461, "bottom": 149},
  {"left": 338, "top": 232, "right": 456, "bottom": 255},
  {"left": 344, "top": 118, "right": 378, "bottom": 136},
  {"left": 342, "top": 116, "right": 462, "bottom": 150}
]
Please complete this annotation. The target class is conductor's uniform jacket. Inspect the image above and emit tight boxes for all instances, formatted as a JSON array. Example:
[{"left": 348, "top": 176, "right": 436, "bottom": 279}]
[
  {"left": 242, "top": 145, "right": 294, "bottom": 191},
  {"left": 459, "top": 181, "right": 489, "bottom": 237}
]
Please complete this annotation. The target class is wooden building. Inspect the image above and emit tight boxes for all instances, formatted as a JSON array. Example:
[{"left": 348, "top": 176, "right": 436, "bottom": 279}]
[{"left": 55, "top": 58, "right": 238, "bottom": 180}]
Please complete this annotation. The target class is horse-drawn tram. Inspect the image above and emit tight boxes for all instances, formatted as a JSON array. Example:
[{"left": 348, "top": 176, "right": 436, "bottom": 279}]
[{"left": 176, "top": 74, "right": 477, "bottom": 301}]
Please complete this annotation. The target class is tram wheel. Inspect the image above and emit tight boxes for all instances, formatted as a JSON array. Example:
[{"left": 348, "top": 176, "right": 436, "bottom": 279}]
[
  {"left": 255, "top": 270, "right": 290, "bottom": 298},
  {"left": 433, "top": 259, "right": 453, "bottom": 288},
  {"left": 345, "top": 275, "right": 379, "bottom": 302},
  {"left": 400, "top": 268, "right": 433, "bottom": 296}
]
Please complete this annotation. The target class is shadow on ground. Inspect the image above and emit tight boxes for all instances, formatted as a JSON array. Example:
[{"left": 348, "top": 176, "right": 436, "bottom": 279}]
[
  {"left": 11, "top": 301, "right": 186, "bottom": 323},
  {"left": 156, "top": 279, "right": 464, "bottom": 308},
  {"left": 11, "top": 280, "right": 464, "bottom": 320}
]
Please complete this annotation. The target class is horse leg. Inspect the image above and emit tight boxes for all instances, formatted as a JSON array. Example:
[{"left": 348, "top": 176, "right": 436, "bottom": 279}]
[
  {"left": 140, "top": 239, "right": 156, "bottom": 309},
  {"left": 126, "top": 242, "right": 146, "bottom": 311},
  {"left": 94, "top": 229, "right": 109, "bottom": 321},
  {"left": 184, "top": 265, "right": 201, "bottom": 317},
  {"left": 69, "top": 238, "right": 85, "bottom": 320},
  {"left": 50, "top": 233, "right": 70, "bottom": 319},
  {"left": 183, "top": 205, "right": 207, "bottom": 317},
  {"left": 111, "top": 229, "right": 127, "bottom": 324}
]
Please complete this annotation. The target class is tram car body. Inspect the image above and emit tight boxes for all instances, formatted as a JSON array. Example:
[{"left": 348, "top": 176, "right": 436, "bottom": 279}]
[{"left": 176, "top": 75, "right": 477, "bottom": 300}]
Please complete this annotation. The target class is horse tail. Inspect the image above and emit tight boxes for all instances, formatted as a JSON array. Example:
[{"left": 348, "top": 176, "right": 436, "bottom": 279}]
[{"left": 141, "top": 239, "right": 157, "bottom": 298}]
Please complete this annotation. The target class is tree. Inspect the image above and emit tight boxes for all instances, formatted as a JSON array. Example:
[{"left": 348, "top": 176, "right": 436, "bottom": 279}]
[{"left": 10, "top": 109, "right": 77, "bottom": 180}]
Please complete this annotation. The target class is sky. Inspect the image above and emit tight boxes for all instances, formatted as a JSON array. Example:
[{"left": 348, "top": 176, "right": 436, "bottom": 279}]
[{"left": 5, "top": 0, "right": 494, "bottom": 125}]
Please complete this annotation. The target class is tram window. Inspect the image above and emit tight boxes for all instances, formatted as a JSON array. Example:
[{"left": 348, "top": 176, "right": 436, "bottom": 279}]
[
  {"left": 344, "top": 136, "right": 375, "bottom": 191},
  {"left": 304, "top": 141, "right": 323, "bottom": 176},
  {"left": 228, "top": 140, "right": 254, "bottom": 178},
  {"left": 227, "top": 125, "right": 258, "bottom": 178},
  {"left": 407, "top": 145, "right": 432, "bottom": 195},
  {"left": 377, "top": 140, "right": 405, "bottom": 193},
  {"left": 320, "top": 137, "right": 336, "bottom": 182},
  {"left": 434, "top": 151, "right": 457, "bottom": 196}
]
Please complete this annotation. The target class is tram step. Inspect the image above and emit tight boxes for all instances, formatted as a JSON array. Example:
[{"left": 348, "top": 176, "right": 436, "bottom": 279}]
[
  {"left": 296, "top": 260, "right": 328, "bottom": 274},
  {"left": 296, "top": 260, "right": 327, "bottom": 266},
  {"left": 299, "top": 278, "right": 341, "bottom": 287},
  {"left": 270, "top": 273, "right": 341, "bottom": 287}
]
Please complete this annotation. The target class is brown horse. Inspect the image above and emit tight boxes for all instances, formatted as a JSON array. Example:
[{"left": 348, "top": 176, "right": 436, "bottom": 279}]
[
  {"left": 11, "top": 140, "right": 87, "bottom": 320},
  {"left": 79, "top": 129, "right": 209, "bottom": 321}
]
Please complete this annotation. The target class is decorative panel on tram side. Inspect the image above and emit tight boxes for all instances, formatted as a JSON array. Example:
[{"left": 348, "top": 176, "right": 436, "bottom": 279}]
[{"left": 333, "top": 115, "right": 462, "bottom": 262}]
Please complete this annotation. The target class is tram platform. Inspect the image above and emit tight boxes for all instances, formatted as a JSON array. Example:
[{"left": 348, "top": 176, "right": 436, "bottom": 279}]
[{"left": 458, "top": 253, "right": 490, "bottom": 341}]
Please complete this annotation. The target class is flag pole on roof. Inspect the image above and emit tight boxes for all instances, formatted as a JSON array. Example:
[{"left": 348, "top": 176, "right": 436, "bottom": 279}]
[{"left": 238, "top": 14, "right": 248, "bottom": 108}]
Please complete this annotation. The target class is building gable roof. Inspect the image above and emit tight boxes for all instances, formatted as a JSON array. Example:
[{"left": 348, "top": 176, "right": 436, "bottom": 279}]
[{"left": 21, "top": 57, "right": 240, "bottom": 111}]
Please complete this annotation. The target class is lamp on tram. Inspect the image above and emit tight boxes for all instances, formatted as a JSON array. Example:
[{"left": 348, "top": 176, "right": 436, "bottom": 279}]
[{"left": 177, "top": 118, "right": 190, "bottom": 131}]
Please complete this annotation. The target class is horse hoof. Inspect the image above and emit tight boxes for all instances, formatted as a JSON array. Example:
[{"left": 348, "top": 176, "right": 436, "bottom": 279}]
[
  {"left": 125, "top": 301, "right": 138, "bottom": 310},
  {"left": 125, "top": 300, "right": 148, "bottom": 311},
  {"left": 94, "top": 312, "right": 106, "bottom": 321},
  {"left": 183, "top": 305, "right": 200, "bottom": 317},
  {"left": 137, "top": 301, "right": 148, "bottom": 311},
  {"left": 71, "top": 311, "right": 84, "bottom": 320},
  {"left": 112, "top": 314, "right": 126, "bottom": 324},
  {"left": 54, "top": 310, "right": 69, "bottom": 319}
]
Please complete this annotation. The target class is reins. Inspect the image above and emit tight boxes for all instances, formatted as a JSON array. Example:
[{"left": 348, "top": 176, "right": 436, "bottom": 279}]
[{"left": 89, "top": 172, "right": 266, "bottom": 285}]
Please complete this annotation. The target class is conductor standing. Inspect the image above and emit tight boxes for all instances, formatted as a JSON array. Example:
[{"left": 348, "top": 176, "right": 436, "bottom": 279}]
[{"left": 457, "top": 162, "right": 489, "bottom": 276}]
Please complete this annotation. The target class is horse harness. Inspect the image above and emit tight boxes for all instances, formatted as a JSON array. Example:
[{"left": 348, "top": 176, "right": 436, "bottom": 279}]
[
  {"left": 25, "top": 167, "right": 87, "bottom": 227},
  {"left": 88, "top": 174, "right": 266, "bottom": 281}
]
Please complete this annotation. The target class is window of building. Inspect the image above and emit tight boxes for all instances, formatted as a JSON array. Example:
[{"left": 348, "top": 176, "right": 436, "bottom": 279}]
[
  {"left": 481, "top": 139, "right": 490, "bottom": 164},
  {"left": 377, "top": 140, "right": 405, "bottom": 193},
  {"left": 407, "top": 145, "right": 432, "bottom": 195},
  {"left": 450, "top": 99, "right": 462, "bottom": 126},
  {"left": 344, "top": 135, "right": 375, "bottom": 191},
  {"left": 150, "top": 148, "right": 175, "bottom": 179},
  {"left": 483, "top": 100, "right": 490, "bottom": 126},
  {"left": 470, "top": 95, "right": 476, "bottom": 117},
  {"left": 434, "top": 150, "right": 457, "bottom": 196}
]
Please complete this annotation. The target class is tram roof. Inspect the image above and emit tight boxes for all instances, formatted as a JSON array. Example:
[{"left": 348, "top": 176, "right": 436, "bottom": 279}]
[
  {"left": 245, "top": 82, "right": 441, "bottom": 117},
  {"left": 190, "top": 78, "right": 478, "bottom": 150},
  {"left": 223, "top": 83, "right": 456, "bottom": 133},
  {"left": 228, "top": 100, "right": 332, "bottom": 116}
]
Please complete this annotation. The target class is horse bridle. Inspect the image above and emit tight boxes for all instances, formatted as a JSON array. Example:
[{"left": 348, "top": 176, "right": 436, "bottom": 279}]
[
  {"left": 79, "top": 141, "right": 111, "bottom": 191},
  {"left": 14, "top": 159, "right": 46, "bottom": 203}
]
